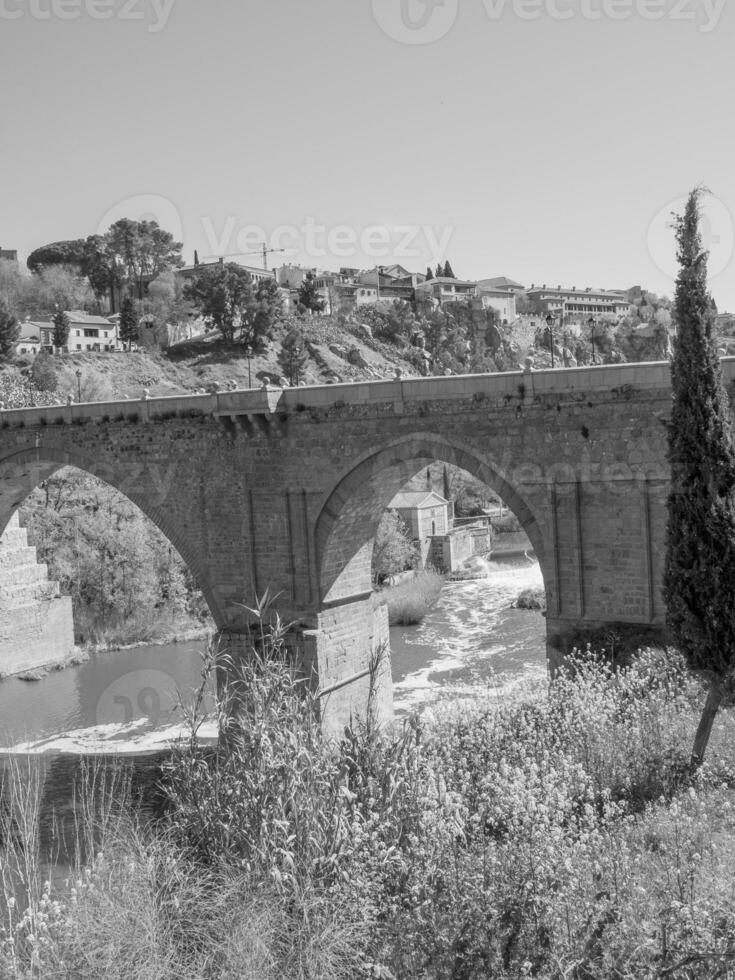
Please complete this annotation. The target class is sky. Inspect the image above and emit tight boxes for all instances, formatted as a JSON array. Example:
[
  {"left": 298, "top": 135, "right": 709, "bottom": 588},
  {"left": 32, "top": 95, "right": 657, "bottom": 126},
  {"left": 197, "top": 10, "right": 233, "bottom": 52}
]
[{"left": 3, "top": 0, "right": 735, "bottom": 308}]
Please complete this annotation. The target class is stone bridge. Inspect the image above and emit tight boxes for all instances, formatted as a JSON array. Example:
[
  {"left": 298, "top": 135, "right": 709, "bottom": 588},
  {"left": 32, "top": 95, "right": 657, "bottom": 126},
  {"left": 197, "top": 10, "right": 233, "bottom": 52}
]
[{"left": 0, "top": 359, "right": 715, "bottom": 731}]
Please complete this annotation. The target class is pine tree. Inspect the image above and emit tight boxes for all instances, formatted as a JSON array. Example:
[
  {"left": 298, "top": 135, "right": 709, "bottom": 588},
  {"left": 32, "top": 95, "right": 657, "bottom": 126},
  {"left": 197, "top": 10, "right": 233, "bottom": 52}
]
[
  {"left": 118, "top": 298, "right": 138, "bottom": 350},
  {"left": 52, "top": 310, "right": 70, "bottom": 350},
  {"left": 443, "top": 260, "right": 455, "bottom": 279},
  {"left": 435, "top": 263, "right": 444, "bottom": 279},
  {"left": 277, "top": 331, "right": 308, "bottom": 385},
  {"left": 663, "top": 187, "right": 735, "bottom": 766},
  {"left": 0, "top": 298, "right": 19, "bottom": 362},
  {"left": 426, "top": 266, "right": 433, "bottom": 281}
]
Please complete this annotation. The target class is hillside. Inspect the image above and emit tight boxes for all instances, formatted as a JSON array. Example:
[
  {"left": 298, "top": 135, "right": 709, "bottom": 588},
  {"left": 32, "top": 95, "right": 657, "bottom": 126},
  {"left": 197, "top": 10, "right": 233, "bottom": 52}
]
[
  {"left": 1, "top": 301, "right": 682, "bottom": 408},
  {"left": 4, "top": 317, "right": 422, "bottom": 404}
]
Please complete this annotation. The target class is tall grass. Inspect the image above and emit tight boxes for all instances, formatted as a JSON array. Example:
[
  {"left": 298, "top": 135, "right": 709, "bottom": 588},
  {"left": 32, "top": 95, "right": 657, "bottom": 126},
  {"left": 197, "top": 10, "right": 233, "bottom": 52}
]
[
  {"left": 4, "top": 632, "right": 735, "bottom": 977},
  {"left": 375, "top": 568, "right": 444, "bottom": 625}
]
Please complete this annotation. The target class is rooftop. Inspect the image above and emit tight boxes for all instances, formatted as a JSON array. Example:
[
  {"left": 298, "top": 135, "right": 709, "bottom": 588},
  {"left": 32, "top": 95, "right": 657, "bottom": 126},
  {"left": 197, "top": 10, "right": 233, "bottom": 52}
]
[{"left": 389, "top": 490, "right": 448, "bottom": 509}]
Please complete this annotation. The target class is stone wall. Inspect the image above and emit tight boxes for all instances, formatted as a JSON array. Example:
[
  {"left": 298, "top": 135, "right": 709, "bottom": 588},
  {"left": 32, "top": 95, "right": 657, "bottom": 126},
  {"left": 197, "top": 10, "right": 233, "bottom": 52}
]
[
  {"left": 0, "top": 514, "right": 76, "bottom": 675},
  {"left": 0, "top": 361, "right": 713, "bottom": 728}
]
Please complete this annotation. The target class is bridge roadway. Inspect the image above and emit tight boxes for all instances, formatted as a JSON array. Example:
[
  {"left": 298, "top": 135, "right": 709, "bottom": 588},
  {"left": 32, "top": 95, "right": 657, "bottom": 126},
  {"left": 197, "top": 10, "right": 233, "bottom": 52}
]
[{"left": 0, "top": 358, "right": 725, "bottom": 731}]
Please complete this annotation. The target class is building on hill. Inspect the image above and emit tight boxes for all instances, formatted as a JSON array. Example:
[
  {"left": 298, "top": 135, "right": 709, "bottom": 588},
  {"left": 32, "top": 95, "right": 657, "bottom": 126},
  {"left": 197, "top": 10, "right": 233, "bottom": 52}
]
[
  {"left": 178, "top": 257, "right": 276, "bottom": 287},
  {"left": 478, "top": 276, "right": 525, "bottom": 294},
  {"left": 415, "top": 276, "right": 478, "bottom": 309},
  {"left": 526, "top": 284, "right": 633, "bottom": 324},
  {"left": 279, "top": 264, "right": 425, "bottom": 315},
  {"left": 0, "top": 248, "right": 18, "bottom": 263},
  {"left": 475, "top": 283, "right": 517, "bottom": 323},
  {"left": 14, "top": 312, "right": 118, "bottom": 355}
]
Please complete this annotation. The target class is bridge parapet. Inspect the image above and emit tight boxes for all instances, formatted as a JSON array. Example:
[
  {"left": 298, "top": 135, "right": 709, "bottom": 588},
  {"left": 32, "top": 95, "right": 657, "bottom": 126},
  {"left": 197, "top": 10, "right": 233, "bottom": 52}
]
[{"left": 0, "top": 358, "right": 692, "bottom": 428}]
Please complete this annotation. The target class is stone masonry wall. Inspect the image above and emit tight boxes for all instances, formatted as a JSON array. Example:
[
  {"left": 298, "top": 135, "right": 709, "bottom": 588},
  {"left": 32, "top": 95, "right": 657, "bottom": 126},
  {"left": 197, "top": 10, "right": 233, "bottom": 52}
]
[
  {"left": 0, "top": 361, "right": 712, "bottom": 727},
  {"left": 0, "top": 513, "right": 75, "bottom": 675}
]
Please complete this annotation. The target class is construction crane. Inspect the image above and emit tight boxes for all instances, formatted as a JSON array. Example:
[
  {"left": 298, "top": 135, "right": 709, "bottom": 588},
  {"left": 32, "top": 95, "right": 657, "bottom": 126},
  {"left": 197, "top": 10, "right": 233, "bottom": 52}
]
[{"left": 243, "top": 244, "right": 287, "bottom": 272}]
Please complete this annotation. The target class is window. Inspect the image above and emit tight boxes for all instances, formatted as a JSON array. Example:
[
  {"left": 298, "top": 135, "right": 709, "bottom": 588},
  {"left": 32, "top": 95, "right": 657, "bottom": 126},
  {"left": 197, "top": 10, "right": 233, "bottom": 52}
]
[
  {"left": 75, "top": 330, "right": 81, "bottom": 336},
  {"left": 84, "top": 328, "right": 99, "bottom": 338},
  {"left": 76, "top": 344, "right": 81, "bottom": 350}
]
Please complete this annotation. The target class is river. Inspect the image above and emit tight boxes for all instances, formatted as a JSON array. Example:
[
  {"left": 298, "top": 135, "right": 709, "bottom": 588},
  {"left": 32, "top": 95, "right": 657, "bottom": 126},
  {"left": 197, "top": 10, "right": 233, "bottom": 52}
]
[{"left": 0, "top": 556, "right": 546, "bottom": 858}]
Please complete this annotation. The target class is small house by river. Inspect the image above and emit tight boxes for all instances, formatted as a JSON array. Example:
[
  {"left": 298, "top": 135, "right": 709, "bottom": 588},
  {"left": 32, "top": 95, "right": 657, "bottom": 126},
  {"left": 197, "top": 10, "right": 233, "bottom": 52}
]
[{"left": 388, "top": 490, "right": 492, "bottom": 573}]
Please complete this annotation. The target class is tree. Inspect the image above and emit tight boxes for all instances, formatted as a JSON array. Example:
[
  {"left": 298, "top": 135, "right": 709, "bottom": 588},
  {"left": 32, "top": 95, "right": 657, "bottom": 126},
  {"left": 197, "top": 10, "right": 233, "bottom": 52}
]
[
  {"left": 184, "top": 262, "right": 255, "bottom": 345},
  {"left": 297, "top": 272, "right": 325, "bottom": 314},
  {"left": 137, "top": 271, "right": 193, "bottom": 345},
  {"left": 30, "top": 352, "right": 58, "bottom": 392},
  {"left": 53, "top": 310, "right": 70, "bottom": 349},
  {"left": 30, "top": 266, "right": 94, "bottom": 316},
  {"left": 426, "top": 266, "right": 433, "bottom": 281},
  {"left": 663, "top": 187, "right": 735, "bottom": 767},
  {"left": 435, "top": 263, "right": 444, "bottom": 279},
  {"left": 371, "top": 510, "right": 418, "bottom": 586},
  {"left": 277, "top": 330, "right": 308, "bottom": 385},
  {"left": 0, "top": 298, "right": 19, "bottom": 361},
  {"left": 0, "top": 259, "right": 28, "bottom": 312},
  {"left": 105, "top": 218, "right": 184, "bottom": 301},
  {"left": 118, "top": 298, "right": 138, "bottom": 350},
  {"left": 443, "top": 260, "right": 455, "bottom": 279},
  {"left": 251, "top": 278, "right": 285, "bottom": 348},
  {"left": 26, "top": 239, "right": 87, "bottom": 274}
]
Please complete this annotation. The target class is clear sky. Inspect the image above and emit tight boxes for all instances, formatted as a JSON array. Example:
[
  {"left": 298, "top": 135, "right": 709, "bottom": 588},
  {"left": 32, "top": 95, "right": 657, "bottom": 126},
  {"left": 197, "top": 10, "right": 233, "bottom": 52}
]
[{"left": 3, "top": 0, "right": 735, "bottom": 307}]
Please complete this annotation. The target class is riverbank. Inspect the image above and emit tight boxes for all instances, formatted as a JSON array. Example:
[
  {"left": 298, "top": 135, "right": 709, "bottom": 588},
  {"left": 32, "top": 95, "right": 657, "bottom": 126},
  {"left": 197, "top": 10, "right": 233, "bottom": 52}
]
[{"left": 83, "top": 617, "right": 213, "bottom": 655}]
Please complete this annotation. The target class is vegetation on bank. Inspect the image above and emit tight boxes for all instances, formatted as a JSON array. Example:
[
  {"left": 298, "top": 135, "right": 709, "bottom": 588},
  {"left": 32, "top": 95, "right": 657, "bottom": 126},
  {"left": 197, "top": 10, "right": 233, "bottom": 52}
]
[
  {"left": 513, "top": 587, "right": 546, "bottom": 611},
  {"left": 4, "top": 628, "right": 735, "bottom": 978},
  {"left": 374, "top": 569, "right": 444, "bottom": 626},
  {"left": 19, "top": 468, "right": 209, "bottom": 648}
]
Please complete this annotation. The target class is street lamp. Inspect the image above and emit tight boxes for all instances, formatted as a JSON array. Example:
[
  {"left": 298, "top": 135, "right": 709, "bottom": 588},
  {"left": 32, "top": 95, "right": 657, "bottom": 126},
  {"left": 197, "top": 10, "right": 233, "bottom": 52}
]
[
  {"left": 294, "top": 346, "right": 301, "bottom": 386},
  {"left": 545, "top": 313, "right": 556, "bottom": 368},
  {"left": 245, "top": 345, "right": 253, "bottom": 388},
  {"left": 75, "top": 368, "right": 82, "bottom": 403},
  {"left": 588, "top": 317, "right": 597, "bottom": 364}
]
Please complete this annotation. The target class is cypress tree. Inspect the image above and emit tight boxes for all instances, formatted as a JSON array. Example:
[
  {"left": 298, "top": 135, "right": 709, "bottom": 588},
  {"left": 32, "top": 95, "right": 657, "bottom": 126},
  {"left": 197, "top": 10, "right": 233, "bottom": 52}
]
[
  {"left": 119, "top": 297, "right": 138, "bottom": 350},
  {"left": 664, "top": 187, "right": 735, "bottom": 766},
  {"left": 426, "top": 266, "right": 433, "bottom": 281},
  {"left": 443, "top": 260, "right": 455, "bottom": 279},
  {"left": 435, "top": 263, "right": 443, "bottom": 279},
  {"left": 0, "top": 298, "right": 20, "bottom": 362},
  {"left": 52, "top": 310, "right": 70, "bottom": 350}
]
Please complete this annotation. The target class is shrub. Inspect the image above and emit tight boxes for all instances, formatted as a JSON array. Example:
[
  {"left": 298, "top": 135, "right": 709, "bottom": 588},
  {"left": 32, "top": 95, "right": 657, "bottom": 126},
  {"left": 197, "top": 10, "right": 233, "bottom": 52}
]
[
  {"left": 4, "top": 628, "right": 735, "bottom": 979},
  {"left": 374, "top": 569, "right": 444, "bottom": 625}
]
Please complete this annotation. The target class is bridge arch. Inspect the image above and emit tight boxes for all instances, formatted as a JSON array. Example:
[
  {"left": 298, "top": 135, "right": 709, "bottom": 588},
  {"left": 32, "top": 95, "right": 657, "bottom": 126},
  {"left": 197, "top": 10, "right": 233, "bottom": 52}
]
[
  {"left": 0, "top": 445, "right": 222, "bottom": 625},
  {"left": 315, "top": 432, "right": 552, "bottom": 606}
]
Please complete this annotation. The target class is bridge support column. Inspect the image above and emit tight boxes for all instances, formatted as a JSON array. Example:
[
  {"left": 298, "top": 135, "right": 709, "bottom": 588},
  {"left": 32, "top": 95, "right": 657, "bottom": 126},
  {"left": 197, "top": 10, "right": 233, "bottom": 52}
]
[
  {"left": 212, "top": 599, "right": 394, "bottom": 740},
  {"left": 301, "top": 598, "right": 394, "bottom": 738}
]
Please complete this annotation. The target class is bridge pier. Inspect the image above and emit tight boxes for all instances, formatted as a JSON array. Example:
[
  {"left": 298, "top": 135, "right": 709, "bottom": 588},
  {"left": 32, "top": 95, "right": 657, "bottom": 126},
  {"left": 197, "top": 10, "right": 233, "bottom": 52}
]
[{"left": 213, "top": 599, "right": 393, "bottom": 740}]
